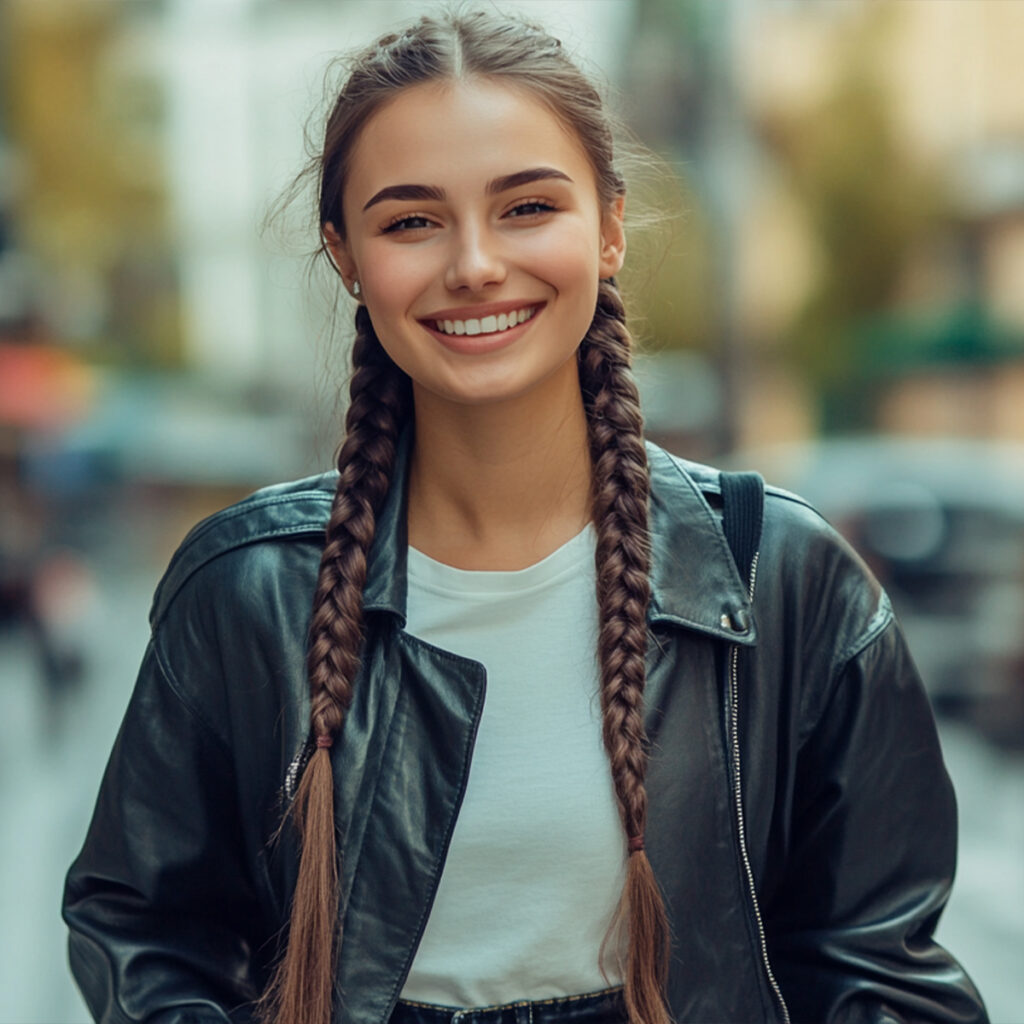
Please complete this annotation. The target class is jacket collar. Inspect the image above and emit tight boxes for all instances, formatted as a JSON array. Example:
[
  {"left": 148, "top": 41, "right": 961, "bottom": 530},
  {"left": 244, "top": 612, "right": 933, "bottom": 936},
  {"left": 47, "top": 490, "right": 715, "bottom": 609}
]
[
  {"left": 363, "top": 430, "right": 756, "bottom": 645},
  {"left": 646, "top": 445, "right": 757, "bottom": 645}
]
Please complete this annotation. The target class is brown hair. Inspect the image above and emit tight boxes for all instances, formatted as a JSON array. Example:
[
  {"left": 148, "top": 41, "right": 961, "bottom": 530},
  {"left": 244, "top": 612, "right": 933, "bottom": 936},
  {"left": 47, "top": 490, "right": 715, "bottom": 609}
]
[{"left": 261, "top": 10, "right": 669, "bottom": 1024}]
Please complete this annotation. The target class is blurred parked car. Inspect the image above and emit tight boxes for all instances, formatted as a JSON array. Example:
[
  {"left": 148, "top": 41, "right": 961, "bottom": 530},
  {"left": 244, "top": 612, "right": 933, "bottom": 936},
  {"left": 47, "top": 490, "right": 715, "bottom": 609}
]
[{"left": 727, "top": 438, "right": 1024, "bottom": 748}]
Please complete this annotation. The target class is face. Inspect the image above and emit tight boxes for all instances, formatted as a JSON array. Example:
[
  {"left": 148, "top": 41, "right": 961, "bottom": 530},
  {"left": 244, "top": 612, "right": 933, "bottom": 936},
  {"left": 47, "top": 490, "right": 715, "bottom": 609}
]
[{"left": 326, "top": 78, "right": 625, "bottom": 409}]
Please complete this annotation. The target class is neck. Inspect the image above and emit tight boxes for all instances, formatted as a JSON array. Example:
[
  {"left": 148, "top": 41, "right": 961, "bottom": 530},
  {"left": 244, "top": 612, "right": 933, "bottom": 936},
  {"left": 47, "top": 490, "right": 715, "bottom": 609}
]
[{"left": 407, "top": 365, "right": 592, "bottom": 570}]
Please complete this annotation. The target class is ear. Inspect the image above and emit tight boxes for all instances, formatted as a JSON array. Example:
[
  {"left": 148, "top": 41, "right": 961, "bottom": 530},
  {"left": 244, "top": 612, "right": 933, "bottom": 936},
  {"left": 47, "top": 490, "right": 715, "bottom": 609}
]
[
  {"left": 598, "top": 195, "right": 626, "bottom": 278},
  {"left": 322, "top": 221, "right": 360, "bottom": 295}
]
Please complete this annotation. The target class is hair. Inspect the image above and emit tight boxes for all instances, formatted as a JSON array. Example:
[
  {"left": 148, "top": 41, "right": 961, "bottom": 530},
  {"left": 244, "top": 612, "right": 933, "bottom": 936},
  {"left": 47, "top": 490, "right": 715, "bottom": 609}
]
[{"left": 260, "top": 10, "right": 670, "bottom": 1024}]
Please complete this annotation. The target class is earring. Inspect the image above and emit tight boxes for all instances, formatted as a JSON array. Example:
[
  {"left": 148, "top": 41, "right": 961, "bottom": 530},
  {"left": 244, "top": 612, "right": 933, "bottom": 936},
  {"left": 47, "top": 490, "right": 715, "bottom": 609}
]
[{"left": 351, "top": 280, "right": 361, "bottom": 298}]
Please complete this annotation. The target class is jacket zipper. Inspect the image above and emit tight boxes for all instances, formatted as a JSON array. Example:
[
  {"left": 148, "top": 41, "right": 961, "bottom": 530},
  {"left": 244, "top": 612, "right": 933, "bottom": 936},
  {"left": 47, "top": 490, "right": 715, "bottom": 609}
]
[{"left": 729, "top": 551, "right": 791, "bottom": 1024}]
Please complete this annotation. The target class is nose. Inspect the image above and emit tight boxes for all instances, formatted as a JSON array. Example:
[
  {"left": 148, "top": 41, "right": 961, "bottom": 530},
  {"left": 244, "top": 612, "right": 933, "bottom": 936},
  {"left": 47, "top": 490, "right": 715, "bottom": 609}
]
[{"left": 444, "top": 221, "right": 506, "bottom": 293}]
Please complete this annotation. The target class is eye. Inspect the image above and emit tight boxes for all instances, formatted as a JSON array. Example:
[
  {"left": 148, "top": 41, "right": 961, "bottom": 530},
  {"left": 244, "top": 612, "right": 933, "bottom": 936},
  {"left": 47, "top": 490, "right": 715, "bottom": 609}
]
[
  {"left": 381, "top": 213, "right": 436, "bottom": 234},
  {"left": 505, "top": 199, "right": 557, "bottom": 218}
]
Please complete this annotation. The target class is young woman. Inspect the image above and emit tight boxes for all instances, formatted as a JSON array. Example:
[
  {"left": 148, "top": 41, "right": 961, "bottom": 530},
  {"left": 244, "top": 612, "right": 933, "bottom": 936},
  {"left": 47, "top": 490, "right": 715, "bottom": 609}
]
[{"left": 64, "top": 10, "right": 988, "bottom": 1024}]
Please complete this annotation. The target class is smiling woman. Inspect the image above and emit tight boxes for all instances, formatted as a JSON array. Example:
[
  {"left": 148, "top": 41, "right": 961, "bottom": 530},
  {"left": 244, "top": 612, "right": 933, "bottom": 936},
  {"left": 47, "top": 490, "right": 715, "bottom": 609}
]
[{"left": 62, "top": 8, "right": 989, "bottom": 1024}]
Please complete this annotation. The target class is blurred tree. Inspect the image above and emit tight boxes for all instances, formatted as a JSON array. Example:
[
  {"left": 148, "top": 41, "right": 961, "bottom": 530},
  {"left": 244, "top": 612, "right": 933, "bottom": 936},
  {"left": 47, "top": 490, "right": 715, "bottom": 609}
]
[
  {"left": 4, "top": 0, "right": 181, "bottom": 366},
  {"left": 619, "top": 162, "right": 715, "bottom": 358},
  {"left": 758, "top": 4, "right": 946, "bottom": 432},
  {"left": 619, "top": 0, "right": 742, "bottom": 451},
  {"left": 618, "top": 0, "right": 717, "bottom": 357}
]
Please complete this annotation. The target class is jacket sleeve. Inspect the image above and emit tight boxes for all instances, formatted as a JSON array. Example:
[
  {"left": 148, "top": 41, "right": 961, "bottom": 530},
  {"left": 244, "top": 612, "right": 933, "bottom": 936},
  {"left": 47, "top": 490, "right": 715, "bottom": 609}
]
[
  {"left": 764, "top": 610, "right": 989, "bottom": 1023},
  {"left": 62, "top": 638, "right": 269, "bottom": 1024}
]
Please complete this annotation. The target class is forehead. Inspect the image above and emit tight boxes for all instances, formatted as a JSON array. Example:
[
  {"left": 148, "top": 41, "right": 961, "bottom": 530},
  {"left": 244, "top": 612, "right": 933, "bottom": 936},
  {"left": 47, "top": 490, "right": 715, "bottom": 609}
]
[{"left": 343, "top": 78, "right": 598, "bottom": 207}]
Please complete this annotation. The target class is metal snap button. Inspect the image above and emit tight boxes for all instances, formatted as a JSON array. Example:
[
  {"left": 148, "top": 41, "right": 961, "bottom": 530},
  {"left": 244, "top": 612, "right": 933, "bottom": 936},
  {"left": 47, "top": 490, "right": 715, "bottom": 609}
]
[{"left": 722, "top": 608, "right": 751, "bottom": 633}]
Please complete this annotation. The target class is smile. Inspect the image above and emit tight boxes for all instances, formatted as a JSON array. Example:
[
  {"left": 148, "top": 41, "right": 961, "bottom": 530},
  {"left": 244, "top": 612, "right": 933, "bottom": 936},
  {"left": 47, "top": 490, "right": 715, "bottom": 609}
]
[{"left": 431, "top": 306, "right": 539, "bottom": 337}]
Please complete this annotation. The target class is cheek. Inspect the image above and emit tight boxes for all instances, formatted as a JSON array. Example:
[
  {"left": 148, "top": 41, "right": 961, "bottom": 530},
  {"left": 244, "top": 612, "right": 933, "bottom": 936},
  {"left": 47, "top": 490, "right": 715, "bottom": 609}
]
[
  {"left": 519, "top": 223, "right": 602, "bottom": 294},
  {"left": 358, "top": 243, "right": 434, "bottom": 314}
]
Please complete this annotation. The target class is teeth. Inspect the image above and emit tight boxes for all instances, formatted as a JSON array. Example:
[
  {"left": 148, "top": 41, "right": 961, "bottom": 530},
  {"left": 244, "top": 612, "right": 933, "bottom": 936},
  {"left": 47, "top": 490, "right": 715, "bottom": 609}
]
[{"left": 431, "top": 306, "right": 537, "bottom": 337}]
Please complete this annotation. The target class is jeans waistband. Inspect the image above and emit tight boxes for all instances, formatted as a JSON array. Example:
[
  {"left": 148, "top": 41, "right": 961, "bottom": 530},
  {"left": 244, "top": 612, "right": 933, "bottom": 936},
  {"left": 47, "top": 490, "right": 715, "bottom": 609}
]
[{"left": 390, "top": 987, "right": 626, "bottom": 1024}]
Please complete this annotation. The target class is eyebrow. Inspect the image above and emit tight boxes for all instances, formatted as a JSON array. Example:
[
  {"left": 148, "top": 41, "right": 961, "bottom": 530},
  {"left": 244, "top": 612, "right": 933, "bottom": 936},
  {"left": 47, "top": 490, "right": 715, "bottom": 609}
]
[{"left": 361, "top": 166, "right": 574, "bottom": 211}]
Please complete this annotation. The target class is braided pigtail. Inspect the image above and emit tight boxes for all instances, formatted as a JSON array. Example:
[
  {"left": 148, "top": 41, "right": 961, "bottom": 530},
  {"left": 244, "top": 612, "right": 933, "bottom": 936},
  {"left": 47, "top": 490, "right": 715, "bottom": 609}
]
[
  {"left": 260, "top": 306, "right": 411, "bottom": 1024},
  {"left": 580, "top": 279, "right": 671, "bottom": 1024}
]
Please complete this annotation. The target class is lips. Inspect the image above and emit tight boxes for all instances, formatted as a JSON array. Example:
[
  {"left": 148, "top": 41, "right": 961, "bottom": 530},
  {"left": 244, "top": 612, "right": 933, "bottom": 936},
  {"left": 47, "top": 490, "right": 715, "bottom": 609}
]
[
  {"left": 432, "top": 306, "right": 537, "bottom": 337},
  {"left": 419, "top": 302, "right": 544, "bottom": 338},
  {"left": 418, "top": 301, "right": 545, "bottom": 355}
]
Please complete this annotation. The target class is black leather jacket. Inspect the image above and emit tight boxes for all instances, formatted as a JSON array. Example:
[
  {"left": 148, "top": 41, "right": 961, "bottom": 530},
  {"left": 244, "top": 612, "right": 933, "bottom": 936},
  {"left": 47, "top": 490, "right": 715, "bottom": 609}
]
[{"left": 64, "top": 439, "right": 988, "bottom": 1024}]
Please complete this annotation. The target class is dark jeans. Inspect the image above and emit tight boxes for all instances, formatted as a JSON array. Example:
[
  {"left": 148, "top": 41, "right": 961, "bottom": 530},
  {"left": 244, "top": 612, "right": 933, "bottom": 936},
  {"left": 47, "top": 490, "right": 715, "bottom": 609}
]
[{"left": 390, "top": 988, "right": 627, "bottom": 1024}]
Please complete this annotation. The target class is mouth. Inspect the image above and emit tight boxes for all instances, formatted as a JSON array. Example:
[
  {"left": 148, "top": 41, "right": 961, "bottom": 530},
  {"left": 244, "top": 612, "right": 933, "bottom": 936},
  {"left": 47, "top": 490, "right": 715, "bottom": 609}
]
[{"left": 422, "top": 304, "right": 542, "bottom": 338}]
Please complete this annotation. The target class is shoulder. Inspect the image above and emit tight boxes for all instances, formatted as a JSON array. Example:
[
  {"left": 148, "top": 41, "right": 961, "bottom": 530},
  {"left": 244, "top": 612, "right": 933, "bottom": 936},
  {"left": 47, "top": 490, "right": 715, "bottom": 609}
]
[
  {"left": 648, "top": 441, "right": 892, "bottom": 660},
  {"left": 649, "top": 440, "right": 822, "bottom": 528},
  {"left": 150, "top": 471, "right": 338, "bottom": 629},
  {"left": 648, "top": 439, "right": 848, "bottom": 555}
]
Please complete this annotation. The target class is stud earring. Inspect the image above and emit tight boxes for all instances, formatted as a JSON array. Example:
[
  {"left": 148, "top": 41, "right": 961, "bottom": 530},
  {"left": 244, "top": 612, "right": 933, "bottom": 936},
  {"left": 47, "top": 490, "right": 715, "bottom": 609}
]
[{"left": 351, "top": 280, "right": 361, "bottom": 298}]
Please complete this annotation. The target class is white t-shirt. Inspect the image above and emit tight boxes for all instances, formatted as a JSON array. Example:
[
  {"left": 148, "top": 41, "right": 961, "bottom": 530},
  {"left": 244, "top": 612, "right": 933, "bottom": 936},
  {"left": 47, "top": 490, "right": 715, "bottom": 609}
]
[{"left": 400, "top": 526, "right": 626, "bottom": 1008}]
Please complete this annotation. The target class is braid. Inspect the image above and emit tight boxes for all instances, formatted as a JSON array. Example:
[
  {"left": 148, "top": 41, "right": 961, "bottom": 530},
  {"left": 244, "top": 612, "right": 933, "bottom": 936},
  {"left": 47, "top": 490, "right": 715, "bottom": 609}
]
[
  {"left": 307, "top": 309, "right": 410, "bottom": 741},
  {"left": 260, "top": 306, "right": 411, "bottom": 1024},
  {"left": 580, "top": 279, "right": 671, "bottom": 1024}
]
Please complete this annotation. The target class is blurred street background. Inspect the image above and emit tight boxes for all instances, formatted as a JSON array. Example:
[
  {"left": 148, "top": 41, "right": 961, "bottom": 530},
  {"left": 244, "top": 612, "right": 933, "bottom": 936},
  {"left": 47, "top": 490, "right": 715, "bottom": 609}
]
[{"left": 1, "top": 0, "right": 1022, "bottom": 1020}]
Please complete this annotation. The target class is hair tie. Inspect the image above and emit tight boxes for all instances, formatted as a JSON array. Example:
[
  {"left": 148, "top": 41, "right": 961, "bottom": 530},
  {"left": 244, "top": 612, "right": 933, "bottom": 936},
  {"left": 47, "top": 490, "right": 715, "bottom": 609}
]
[
  {"left": 316, "top": 734, "right": 334, "bottom": 749},
  {"left": 627, "top": 834, "right": 645, "bottom": 854}
]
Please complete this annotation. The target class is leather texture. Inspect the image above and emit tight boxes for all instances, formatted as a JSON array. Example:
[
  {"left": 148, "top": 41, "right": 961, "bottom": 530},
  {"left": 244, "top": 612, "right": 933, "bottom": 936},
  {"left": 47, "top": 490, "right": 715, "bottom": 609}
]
[{"left": 63, "top": 436, "right": 989, "bottom": 1024}]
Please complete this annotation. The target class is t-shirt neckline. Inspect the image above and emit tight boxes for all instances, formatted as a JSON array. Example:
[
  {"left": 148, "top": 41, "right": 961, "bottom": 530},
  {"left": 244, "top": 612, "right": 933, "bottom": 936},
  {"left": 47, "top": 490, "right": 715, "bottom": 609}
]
[{"left": 407, "top": 524, "right": 595, "bottom": 597}]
